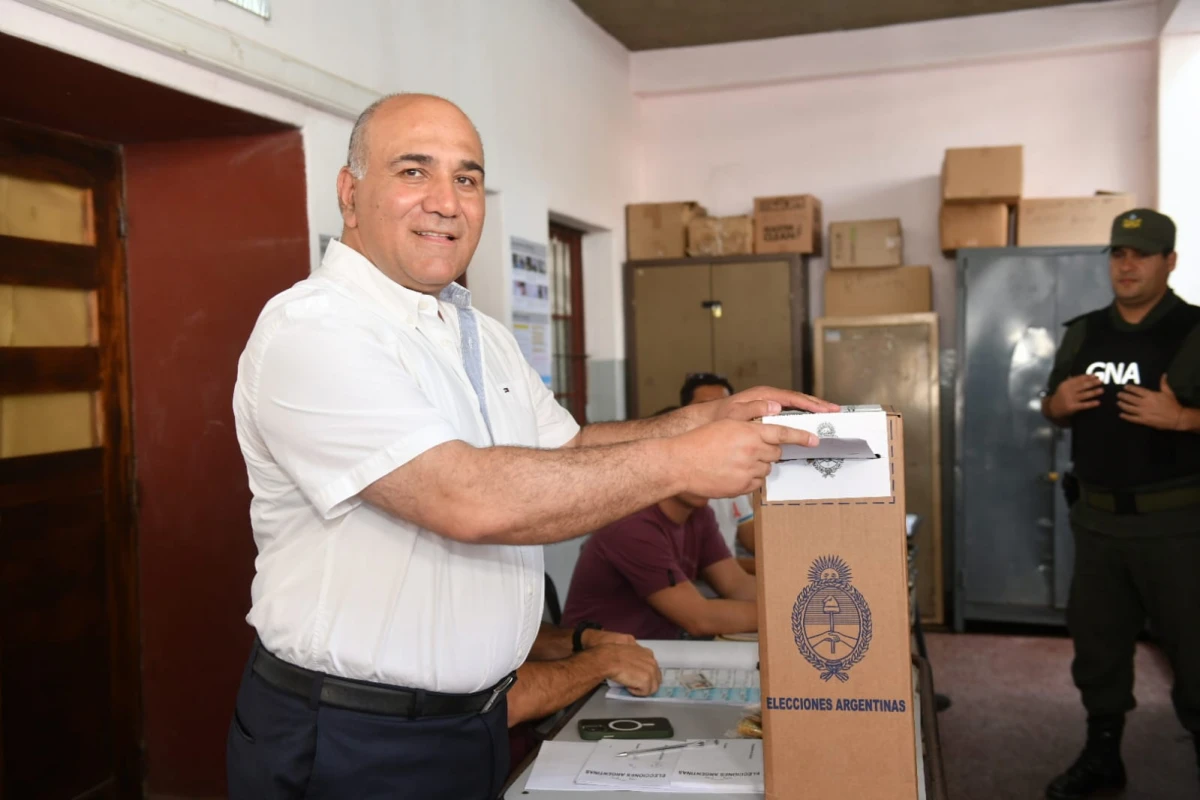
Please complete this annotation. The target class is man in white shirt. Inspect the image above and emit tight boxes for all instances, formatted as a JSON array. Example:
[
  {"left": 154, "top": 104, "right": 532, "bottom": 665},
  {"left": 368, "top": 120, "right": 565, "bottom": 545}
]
[{"left": 226, "top": 93, "right": 832, "bottom": 800}]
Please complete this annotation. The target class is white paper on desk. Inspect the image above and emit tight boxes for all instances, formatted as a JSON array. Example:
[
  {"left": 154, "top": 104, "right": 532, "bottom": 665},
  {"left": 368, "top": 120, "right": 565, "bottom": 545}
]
[
  {"left": 606, "top": 667, "right": 760, "bottom": 705},
  {"left": 574, "top": 739, "right": 682, "bottom": 789},
  {"left": 670, "top": 739, "right": 763, "bottom": 793},
  {"left": 525, "top": 742, "right": 612, "bottom": 792},
  {"left": 639, "top": 640, "right": 758, "bottom": 671}
]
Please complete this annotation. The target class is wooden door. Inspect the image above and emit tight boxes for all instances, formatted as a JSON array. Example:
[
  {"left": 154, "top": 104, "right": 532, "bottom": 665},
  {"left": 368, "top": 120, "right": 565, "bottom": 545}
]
[
  {"left": 711, "top": 260, "right": 793, "bottom": 392},
  {"left": 0, "top": 120, "right": 139, "bottom": 798},
  {"left": 630, "top": 264, "right": 712, "bottom": 418}
]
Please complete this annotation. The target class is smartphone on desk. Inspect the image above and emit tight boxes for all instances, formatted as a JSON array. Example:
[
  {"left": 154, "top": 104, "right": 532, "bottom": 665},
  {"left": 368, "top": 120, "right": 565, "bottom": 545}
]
[{"left": 577, "top": 717, "right": 674, "bottom": 740}]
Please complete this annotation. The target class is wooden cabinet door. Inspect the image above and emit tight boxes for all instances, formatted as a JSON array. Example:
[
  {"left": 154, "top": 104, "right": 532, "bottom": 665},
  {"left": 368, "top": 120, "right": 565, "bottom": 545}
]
[
  {"left": 712, "top": 260, "right": 793, "bottom": 392},
  {"left": 631, "top": 264, "right": 712, "bottom": 418}
]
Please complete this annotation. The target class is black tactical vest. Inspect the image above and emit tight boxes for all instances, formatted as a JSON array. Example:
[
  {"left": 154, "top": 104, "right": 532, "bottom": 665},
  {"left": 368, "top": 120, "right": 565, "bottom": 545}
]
[{"left": 1068, "top": 301, "right": 1200, "bottom": 489}]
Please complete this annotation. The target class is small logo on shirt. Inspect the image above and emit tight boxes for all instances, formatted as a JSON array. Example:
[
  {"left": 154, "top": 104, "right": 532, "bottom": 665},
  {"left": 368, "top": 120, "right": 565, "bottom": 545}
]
[
  {"left": 1084, "top": 361, "right": 1141, "bottom": 385},
  {"left": 792, "top": 555, "right": 872, "bottom": 683},
  {"left": 808, "top": 421, "right": 843, "bottom": 479}
]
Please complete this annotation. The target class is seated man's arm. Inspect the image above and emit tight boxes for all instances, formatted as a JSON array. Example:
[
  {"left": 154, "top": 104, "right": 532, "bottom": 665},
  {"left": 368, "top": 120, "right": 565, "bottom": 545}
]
[
  {"left": 507, "top": 644, "right": 662, "bottom": 727},
  {"left": 702, "top": 558, "right": 757, "bottom": 603},
  {"left": 645, "top": 582, "right": 757, "bottom": 638},
  {"left": 735, "top": 520, "right": 756, "bottom": 554}
]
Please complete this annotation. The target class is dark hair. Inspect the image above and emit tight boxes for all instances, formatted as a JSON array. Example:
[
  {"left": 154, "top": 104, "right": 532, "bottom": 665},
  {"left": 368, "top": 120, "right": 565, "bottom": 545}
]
[{"left": 679, "top": 373, "right": 735, "bottom": 407}]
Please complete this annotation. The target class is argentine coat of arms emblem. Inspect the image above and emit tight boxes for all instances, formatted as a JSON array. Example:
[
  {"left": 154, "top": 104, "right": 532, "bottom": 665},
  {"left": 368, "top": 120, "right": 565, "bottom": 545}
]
[{"left": 791, "top": 555, "right": 872, "bottom": 682}]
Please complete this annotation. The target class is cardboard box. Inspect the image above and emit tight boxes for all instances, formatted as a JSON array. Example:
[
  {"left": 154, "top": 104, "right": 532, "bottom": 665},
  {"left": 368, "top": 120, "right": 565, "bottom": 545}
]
[
  {"left": 940, "top": 203, "right": 1009, "bottom": 251},
  {"left": 942, "top": 145, "right": 1023, "bottom": 204},
  {"left": 1017, "top": 194, "right": 1136, "bottom": 246},
  {"left": 627, "top": 202, "right": 705, "bottom": 260},
  {"left": 687, "top": 215, "right": 754, "bottom": 257},
  {"left": 756, "top": 406, "right": 916, "bottom": 800},
  {"left": 754, "top": 194, "right": 823, "bottom": 255},
  {"left": 829, "top": 218, "right": 903, "bottom": 269},
  {"left": 824, "top": 266, "right": 932, "bottom": 317}
]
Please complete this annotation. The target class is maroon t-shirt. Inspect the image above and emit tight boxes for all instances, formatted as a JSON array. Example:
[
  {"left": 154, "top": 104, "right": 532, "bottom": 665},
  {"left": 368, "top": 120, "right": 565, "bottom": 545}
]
[{"left": 561, "top": 504, "right": 733, "bottom": 640}]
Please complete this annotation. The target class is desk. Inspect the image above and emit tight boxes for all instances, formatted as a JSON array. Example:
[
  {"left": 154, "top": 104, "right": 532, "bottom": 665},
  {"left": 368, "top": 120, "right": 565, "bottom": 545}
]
[
  {"left": 503, "top": 655, "right": 947, "bottom": 800},
  {"left": 503, "top": 687, "right": 751, "bottom": 799}
]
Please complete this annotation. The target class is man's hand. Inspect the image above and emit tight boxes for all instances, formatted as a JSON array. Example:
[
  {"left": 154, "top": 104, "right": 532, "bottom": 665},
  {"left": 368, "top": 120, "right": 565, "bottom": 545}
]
[
  {"left": 1045, "top": 374, "right": 1104, "bottom": 422},
  {"left": 1118, "top": 376, "right": 1185, "bottom": 431},
  {"left": 590, "top": 642, "right": 662, "bottom": 697},
  {"left": 580, "top": 629, "right": 636, "bottom": 649},
  {"left": 701, "top": 386, "right": 839, "bottom": 427},
  {"left": 671, "top": 419, "right": 818, "bottom": 498}
]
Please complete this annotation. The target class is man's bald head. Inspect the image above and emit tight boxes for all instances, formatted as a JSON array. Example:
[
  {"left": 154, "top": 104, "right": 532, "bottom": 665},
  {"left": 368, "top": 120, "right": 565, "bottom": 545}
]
[{"left": 346, "top": 93, "right": 482, "bottom": 180}]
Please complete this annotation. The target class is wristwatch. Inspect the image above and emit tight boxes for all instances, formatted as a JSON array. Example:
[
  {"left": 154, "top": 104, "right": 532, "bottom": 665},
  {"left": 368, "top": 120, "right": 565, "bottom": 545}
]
[{"left": 573, "top": 621, "right": 602, "bottom": 653}]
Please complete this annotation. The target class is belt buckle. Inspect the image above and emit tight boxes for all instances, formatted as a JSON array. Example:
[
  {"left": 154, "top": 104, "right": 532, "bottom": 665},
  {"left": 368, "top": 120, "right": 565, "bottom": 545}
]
[
  {"left": 480, "top": 673, "right": 516, "bottom": 714},
  {"left": 1112, "top": 491, "right": 1137, "bottom": 515}
]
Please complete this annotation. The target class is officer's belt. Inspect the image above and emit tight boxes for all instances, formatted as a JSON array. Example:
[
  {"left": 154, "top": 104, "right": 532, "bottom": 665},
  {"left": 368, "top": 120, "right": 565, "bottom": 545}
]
[{"left": 1080, "top": 484, "right": 1200, "bottom": 514}]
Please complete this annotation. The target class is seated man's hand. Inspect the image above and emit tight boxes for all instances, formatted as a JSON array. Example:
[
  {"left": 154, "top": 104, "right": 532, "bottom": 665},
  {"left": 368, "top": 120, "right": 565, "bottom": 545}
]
[
  {"left": 592, "top": 642, "right": 662, "bottom": 697},
  {"left": 580, "top": 629, "right": 636, "bottom": 649}
]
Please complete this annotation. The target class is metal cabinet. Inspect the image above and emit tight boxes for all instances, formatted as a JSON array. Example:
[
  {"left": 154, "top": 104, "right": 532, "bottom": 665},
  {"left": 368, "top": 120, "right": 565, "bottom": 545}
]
[{"left": 953, "top": 247, "right": 1111, "bottom": 629}]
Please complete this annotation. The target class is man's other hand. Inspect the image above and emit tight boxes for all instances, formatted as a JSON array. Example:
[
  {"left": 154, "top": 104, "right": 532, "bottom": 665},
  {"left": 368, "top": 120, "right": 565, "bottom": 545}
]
[
  {"left": 672, "top": 419, "right": 819, "bottom": 498},
  {"left": 1046, "top": 374, "right": 1104, "bottom": 420},
  {"left": 707, "top": 386, "right": 838, "bottom": 425},
  {"left": 1118, "top": 375, "right": 1185, "bottom": 431},
  {"left": 592, "top": 642, "right": 662, "bottom": 697}
]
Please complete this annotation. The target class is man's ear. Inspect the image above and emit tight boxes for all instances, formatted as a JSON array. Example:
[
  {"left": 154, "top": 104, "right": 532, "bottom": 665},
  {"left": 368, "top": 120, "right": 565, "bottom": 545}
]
[
  {"left": 336, "top": 167, "right": 358, "bottom": 227},
  {"left": 1167, "top": 251, "right": 1178, "bottom": 274}
]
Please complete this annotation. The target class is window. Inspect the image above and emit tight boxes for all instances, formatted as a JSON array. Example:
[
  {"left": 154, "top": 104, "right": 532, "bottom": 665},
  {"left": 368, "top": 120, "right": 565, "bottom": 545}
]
[{"left": 549, "top": 223, "right": 586, "bottom": 423}]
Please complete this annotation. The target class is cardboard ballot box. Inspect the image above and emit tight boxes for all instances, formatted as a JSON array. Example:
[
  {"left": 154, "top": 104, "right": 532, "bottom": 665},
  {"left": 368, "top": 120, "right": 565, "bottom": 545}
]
[{"left": 755, "top": 406, "right": 917, "bottom": 800}]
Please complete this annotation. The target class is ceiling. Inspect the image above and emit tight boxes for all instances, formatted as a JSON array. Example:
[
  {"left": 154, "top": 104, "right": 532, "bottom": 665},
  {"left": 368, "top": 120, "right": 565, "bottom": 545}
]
[{"left": 572, "top": 0, "right": 1115, "bottom": 51}]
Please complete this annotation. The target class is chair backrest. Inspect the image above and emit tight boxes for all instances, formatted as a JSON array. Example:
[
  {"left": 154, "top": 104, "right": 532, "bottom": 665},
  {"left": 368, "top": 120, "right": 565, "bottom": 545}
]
[{"left": 544, "top": 572, "right": 563, "bottom": 626}]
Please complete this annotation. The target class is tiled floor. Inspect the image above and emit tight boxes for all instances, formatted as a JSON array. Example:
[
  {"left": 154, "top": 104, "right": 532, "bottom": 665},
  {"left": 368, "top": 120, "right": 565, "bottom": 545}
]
[{"left": 925, "top": 632, "right": 1197, "bottom": 800}]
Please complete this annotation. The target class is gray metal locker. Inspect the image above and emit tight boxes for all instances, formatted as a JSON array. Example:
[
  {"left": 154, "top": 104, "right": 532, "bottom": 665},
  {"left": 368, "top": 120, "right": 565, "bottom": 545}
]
[{"left": 953, "top": 246, "right": 1112, "bottom": 629}]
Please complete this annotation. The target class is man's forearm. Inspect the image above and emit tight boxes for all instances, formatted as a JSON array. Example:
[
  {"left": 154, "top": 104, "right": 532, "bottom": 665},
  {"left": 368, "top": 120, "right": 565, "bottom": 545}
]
[
  {"left": 1178, "top": 406, "right": 1200, "bottom": 433},
  {"left": 578, "top": 405, "right": 705, "bottom": 447},
  {"left": 527, "top": 624, "right": 574, "bottom": 661},
  {"left": 507, "top": 653, "right": 608, "bottom": 727},
  {"left": 1041, "top": 396, "right": 1070, "bottom": 428},
  {"left": 683, "top": 599, "right": 757, "bottom": 638},
  {"left": 363, "top": 438, "right": 685, "bottom": 545}
]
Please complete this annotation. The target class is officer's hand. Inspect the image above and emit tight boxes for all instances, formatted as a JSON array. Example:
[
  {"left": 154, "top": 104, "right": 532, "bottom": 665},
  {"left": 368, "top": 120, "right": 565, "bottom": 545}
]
[
  {"left": 671, "top": 419, "right": 818, "bottom": 498},
  {"left": 1117, "top": 375, "right": 1184, "bottom": 430},
  {"left": 1047, "top": 374, "right": 1104, "bottom": 419},
  {"left": 593, "top": 643, "right": 662, "bottom": 697}
]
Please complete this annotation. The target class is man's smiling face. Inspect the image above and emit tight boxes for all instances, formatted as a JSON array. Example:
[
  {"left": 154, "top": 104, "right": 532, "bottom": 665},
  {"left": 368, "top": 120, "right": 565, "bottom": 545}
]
[{"left": 337, "top": 95, "right": 486, "bottom": 293}]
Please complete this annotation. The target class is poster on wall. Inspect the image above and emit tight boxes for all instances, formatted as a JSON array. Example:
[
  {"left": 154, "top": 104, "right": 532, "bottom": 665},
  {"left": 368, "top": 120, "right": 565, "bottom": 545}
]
[{"left": 510, "top": 236, "right": 553, "bottom": 387}]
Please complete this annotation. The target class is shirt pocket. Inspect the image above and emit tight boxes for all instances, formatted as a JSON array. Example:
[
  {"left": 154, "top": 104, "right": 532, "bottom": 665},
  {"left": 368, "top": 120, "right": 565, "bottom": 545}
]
[{"left": 488, "top": 379, "right": 540, "bottom": 447}]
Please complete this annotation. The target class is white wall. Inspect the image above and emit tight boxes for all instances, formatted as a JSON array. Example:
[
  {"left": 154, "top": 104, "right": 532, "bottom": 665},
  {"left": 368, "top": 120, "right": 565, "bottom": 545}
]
[
  {"left": 634, "top": 8, "right": 1158, "bottom": 348},
  {"left": 1159, "top": 32, "right": 1200, "bottom": 303},
  {"left": 2, "top": 0, "right": 634, "bottom": 365}
]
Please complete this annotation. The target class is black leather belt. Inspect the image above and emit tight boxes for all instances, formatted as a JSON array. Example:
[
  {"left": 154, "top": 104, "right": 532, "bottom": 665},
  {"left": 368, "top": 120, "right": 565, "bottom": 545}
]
[
  {"left": 1081, "top": 484, "right": 1200, "bottom": 515},
  {"left": 251, "top": 642, "right": 516, "bottom": 718}
]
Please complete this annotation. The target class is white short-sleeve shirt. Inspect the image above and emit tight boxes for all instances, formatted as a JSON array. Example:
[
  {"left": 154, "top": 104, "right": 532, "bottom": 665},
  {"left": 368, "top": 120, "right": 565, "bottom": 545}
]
[{"left": 232, "top": 240, "right": 580, "bottom": 693}]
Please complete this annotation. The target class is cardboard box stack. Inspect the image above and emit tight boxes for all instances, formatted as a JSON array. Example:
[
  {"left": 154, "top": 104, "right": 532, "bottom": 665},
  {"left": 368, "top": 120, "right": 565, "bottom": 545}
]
[
  {"left": 1017, "top": 193, "right": 1136, "bottom": 246},
  {"left": 939, "top": 145, "right": 1023, "bottom": 252},
  {"left": 687, "top": 214, "right": 754, "bottom": 257},
  {"left": 756, "top": 406, "right": 919, "bottom": 799},
  {"left": 626, "top": 202, "right": 705, "bottom": 260},
  {"left": 822, "top": 217, "right": 932, "bottom": 317},
  {"left": 753, "top": 194, "right": 823, "bottom": 255}
]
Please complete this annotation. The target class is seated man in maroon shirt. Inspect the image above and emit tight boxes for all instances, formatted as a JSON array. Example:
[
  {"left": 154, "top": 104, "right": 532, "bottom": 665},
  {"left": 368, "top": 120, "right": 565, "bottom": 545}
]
[{"left": 561, "top": 492, "right": 757, "bottom": 640}]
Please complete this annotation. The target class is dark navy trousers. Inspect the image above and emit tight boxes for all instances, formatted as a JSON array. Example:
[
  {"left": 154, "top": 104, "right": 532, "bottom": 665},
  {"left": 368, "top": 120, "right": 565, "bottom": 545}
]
[{"left": 226, "top": 648, "right": 510, "bottom": 799}]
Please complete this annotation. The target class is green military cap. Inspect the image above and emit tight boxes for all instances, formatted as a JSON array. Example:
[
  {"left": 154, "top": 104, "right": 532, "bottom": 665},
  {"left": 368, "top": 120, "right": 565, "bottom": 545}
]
[{"left": 1110, "top": 208, "right": 1176, "bottom": 254}]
